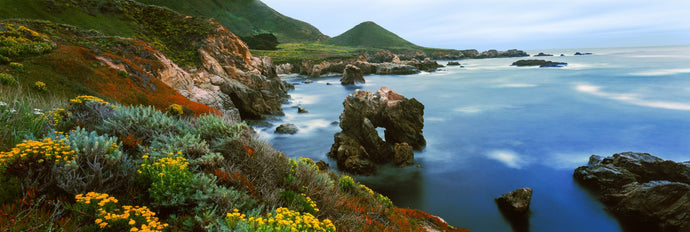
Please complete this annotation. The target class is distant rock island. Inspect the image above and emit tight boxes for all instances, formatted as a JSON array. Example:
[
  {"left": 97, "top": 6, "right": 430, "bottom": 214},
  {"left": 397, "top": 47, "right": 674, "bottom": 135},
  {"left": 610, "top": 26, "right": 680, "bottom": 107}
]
[
  {"left": 534, "top": 52, "right": 553, "bottom": 57},
  {"left": 512, "top": 59, "right": 567, "bottom": 68},
  {"left": 574, "top": 52, "right": 593, "bottom": 55}
]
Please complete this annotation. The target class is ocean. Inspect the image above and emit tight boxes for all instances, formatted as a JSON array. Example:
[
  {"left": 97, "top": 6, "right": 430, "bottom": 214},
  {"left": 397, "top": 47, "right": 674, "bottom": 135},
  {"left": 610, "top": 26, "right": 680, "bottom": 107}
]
[{"left": 253, "top": 45, "right": 690, "bottom": 231}]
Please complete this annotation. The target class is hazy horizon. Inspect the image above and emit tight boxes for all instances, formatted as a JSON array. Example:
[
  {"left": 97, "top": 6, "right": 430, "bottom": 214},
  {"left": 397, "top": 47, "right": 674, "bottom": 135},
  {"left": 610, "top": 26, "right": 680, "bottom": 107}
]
[{"left": 262, "top": 0, "right": 690, "bottom": 51}]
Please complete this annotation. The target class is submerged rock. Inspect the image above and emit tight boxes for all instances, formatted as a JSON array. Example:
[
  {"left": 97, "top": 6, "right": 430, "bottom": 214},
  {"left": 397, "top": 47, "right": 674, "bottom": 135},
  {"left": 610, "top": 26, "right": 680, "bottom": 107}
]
[
  {"left": 574, "top": 152, "right": 690, "bottom": 231},
  {"left": 328, "top": 87, "right": 425, "bottom": 174},
  {"left": 534, "top": 52, "right": 554, "bottom": 57},
  {"left": 297, "top": 106, "right": 309, "bottom": 113},
  {"left": 574, "top": 52, "right": 593, "bottom": 55},
  {"left": 447, "top": 61, "right": 461, "bottom": 66},
  {"left": 275, "top": 123, "right": 298, "bottom": 134}
]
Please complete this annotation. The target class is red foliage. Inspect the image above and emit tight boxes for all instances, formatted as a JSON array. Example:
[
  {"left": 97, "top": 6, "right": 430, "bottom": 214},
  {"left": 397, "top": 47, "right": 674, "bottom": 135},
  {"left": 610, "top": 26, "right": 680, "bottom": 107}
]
[
  {"left": 213, "top": 169, "right": 260, "bottom": 201},
  {"left": 40, "top": 43, "right": 220, "bottom": 117},
  {"left": 119, "top": 133, "right": 142, "bottom": 151},
  {"left": 242, "top": 144, "right": 255, "bottom": 157}
]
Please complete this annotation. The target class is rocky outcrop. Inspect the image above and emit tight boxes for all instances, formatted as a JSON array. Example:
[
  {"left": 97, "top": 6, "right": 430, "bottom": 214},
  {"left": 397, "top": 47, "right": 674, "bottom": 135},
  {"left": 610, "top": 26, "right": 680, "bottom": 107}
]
[
  {"left": 375, "top": 63, "right": 419, "bottom": 75},
  {"left": 512, "top": 59, "right": 567, "bottom": 68},
  {"left": 574, "top": 52, "right": 592, "bottom": 55},
  {"left": 446, "top": 61, "right": 461, "bottom": 66},
  {"left": 496, "top": 188, "right": 532, "bottom": 232},
  {"left": 534, "top": 52, "right": 553, "bottom": 57},
  {"left": 275, "top": 123, "right": 298, "bottom": 134},
  {"left": 574, "top": 152, "right": 690, "bottom": 232},
  {"left": 328, "top": 87, "right": 425, "bottom": 174},
  {"left": 496, "top": 188, "right": 533, "bottom": 214},
  {"left": 341, "top": 64, "right": 365, "bottom": 85},
  {"left": 478, "top": 49, "right": 529, "bottom": 58},
  {"left": 154, "top": 19, "right": 289, "bottom": 120}
]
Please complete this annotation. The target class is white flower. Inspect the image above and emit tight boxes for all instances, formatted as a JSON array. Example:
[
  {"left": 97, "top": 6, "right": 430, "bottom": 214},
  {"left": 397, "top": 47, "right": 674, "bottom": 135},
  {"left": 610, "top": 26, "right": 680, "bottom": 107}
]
[{"left": 0, "top": 101, "right": 7, "bottom": 107}]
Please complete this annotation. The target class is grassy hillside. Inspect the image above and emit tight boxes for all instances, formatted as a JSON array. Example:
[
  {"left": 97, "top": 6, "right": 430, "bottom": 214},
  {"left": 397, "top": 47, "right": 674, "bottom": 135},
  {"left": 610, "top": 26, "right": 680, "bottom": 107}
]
[
  {"left": 135, "top": 0, "right": 327, "bottom": 43},
  {"left": 324, "top": 21, "right": 417, "bottom": 49}
]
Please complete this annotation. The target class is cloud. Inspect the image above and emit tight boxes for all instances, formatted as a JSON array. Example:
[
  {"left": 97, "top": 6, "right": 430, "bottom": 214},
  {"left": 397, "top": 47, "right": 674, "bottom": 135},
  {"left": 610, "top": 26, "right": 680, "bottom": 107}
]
[
  {"left": 486, "top": 150, "right": 529, "bottom": 169},
  {"left": 261, "top": 0, "right": 690, "bottom": 49},
  {"left": 575, "top": 83, "right": 690, "bottom": 111},
  {"left": 629, "top": 69, "right": 690, "bottom": 76}
]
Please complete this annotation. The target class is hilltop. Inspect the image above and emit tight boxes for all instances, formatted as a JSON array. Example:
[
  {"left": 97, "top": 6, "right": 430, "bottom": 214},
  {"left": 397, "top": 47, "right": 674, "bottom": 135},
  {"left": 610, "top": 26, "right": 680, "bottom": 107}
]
[
  {"left": 135, "top": 0, "right": 328, "bottom": 43},
  {"left": 324, "top": 21, "right": 418, "bottom": 49}
]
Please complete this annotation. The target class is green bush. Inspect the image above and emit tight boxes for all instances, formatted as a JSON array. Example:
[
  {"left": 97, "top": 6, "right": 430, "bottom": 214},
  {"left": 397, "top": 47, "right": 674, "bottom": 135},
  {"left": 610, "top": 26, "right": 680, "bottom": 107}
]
[
  {"left": 149, "top": 133, "right": 209, "bottom": 159},
  {"left": 0, "top": 73, "right": 17, "bottom": 85},
  {"left": 32, "top": 81, "right": 47, "bottom": 92},
  {"left": 338, "top": 175, "right": 355, "bottom": 192},
  {"left": 53, "top": 128, "right": 135, "bottom": 195},
  {"left": 97, "top": 104, "right": 183, "bottom": 150},
  {"left": 9, "top": 62, "right": 24, "bottom": 72},
  {"left": 137, "top": 152, "right": 194, "bottom": 207},
  {"left": 194, "top": 114, "right": 245, "bottom": 145},
  {"left": 66, "top": 95, "right": 116, "bottom": 131}
]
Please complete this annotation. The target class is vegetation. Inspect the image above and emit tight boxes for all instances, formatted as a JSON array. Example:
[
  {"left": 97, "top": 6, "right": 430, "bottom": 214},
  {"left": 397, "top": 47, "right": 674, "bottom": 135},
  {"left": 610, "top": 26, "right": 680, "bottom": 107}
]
[
  {"left": 252, "top": 43, "right": 363, "bottom": 64},
  {"left": 0, "top": 94, "right": 466, "bottom": 231},
  {"left": 324, "top": 21, "right": 416, "bottom": 49},
  {"left": 242, "top": 33, "right": 280, "bottom": 50},
  {"left": 135, "top": 0, "right": 326, "bottom": 43}
]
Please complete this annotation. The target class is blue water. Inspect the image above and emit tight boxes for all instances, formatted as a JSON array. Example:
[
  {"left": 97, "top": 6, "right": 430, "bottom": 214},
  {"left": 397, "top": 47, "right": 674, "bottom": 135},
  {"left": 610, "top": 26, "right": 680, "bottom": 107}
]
[{"left": 254, "top": 45, "right": 690, "bottom": 231}]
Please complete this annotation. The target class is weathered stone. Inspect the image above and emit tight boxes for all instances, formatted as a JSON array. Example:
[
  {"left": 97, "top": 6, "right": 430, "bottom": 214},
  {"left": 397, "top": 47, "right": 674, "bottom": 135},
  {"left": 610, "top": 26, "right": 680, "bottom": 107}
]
[
  {"left": 574, "top": 152, "right": 690, "bottom": 231},
  {"left": 393, "top": 143, "right": 414, "bottom": 166},
  {"left": 328, "top": 87, "right": 425, "bottom": 174},
  {"left": 315, "top": 160, "right": 330, "bottom": 171},
  {"left": 495, "top": 188, "right": 533, "bottom": 213},
  {"left": 512, "top": 59, "right": 567, "bottom": 68},
  {"left": 275, "top": 123, "right": 298, "bottom": 134},
  {"left": 341, "top": 64, "right": 365, "bottom": 85},
  {"left": 298, "top": 106, "right": 309, "bottom": 113}
]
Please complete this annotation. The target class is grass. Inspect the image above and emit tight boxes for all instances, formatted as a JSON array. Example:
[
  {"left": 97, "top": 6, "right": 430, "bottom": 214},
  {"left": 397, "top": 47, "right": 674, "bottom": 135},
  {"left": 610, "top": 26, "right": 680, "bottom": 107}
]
[
  {"left": 324, "top": 21, "right": 416, "bottom": 49},
  {"left": 252, "top": 43, "right": 364, "bottom": 64}
]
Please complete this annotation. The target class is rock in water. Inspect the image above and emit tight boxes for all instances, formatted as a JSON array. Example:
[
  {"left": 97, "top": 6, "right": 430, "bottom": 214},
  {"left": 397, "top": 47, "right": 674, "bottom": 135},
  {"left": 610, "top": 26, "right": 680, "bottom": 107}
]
[
  {"left": 297, "top": 106, "right": 309, "bottom": 113},
  {"left": 496, "top": 188, "right": 533, "bottom": 213},
  {"left": 341, "top": 64, "right": 365, "bottom": 85},
  {"left": 574, "top": 152, "right": 690, "bottom": 232},
  {"left": 328, "top": 87, "right": 425, "bottom": 174},
  {"left": 275, "top": 123, "right": 298, "bottom": 134},
  {"left": 393, "top": 143, "right": 414, "bottom": 166},
  {"left": 495, "top": 187, "right": 533, "bottom": 232}
]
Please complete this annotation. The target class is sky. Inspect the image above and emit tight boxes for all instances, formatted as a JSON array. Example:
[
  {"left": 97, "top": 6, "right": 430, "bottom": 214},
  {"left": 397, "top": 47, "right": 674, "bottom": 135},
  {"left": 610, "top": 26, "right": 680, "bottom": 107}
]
[{"left": 261, "top": 0, "right": 690, "bottom": 50}]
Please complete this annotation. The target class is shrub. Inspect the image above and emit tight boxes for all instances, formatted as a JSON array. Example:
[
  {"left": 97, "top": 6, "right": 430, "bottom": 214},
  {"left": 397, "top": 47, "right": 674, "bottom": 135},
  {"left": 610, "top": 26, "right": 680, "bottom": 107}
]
[
  {"left": 279, "top": 190, "right": 319, "bottom": 215},
  {"left": 339, "top": 176, "right": 355, "bottom": 192},
  {"left": 166, "top": 103, "right": 183, "bottom": 116},
  {"left": 74, "top": 192, "right": 168, "bottom": 231},
  {"left": 149, "top": 133, "right": 209, "bottom": 159},
  {"left": 194, "top": 114, "right": 245, "bottom": 145},
  {"left": 66, "top": 95, "right": 116, "bottom": 131},
  {"left": 98, "top": 105, "right": 183, "bottom": 151},
  {"left": 9, "top": 62, "right": 23, "bottom": 72},
  {"left": 52, "top": 128, "right": 135, "bottom": 195},
  {"left": 0, "top": 73, "right": 16, "bottom": 85},
  {"left": 137, "top": 152, "right": 194, "bottom": 207},
  {"left": 117, "top": 69, "right": 128, "bottom": 77},
  {"left": 225, "top": 207, "right": 335, "bottom": 232},
  {"left": 0, "top": 137, "right": 75, "bottom": 192}
]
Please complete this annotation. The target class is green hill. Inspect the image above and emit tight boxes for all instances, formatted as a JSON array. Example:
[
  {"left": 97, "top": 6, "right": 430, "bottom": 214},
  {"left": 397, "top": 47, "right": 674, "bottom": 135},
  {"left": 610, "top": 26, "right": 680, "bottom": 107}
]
[
  {"left": 135, "top": 0, "right": 327, "bottom": 43},
  {"left": 324, "top": 21, "right": 418, "bottom": 49}
]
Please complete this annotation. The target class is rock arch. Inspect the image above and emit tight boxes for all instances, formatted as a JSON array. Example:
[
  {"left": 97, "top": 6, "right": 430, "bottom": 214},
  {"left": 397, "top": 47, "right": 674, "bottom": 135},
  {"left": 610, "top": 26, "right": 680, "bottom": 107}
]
[{"left": 328, "top": 87, "right": 425, "bottom": 174}]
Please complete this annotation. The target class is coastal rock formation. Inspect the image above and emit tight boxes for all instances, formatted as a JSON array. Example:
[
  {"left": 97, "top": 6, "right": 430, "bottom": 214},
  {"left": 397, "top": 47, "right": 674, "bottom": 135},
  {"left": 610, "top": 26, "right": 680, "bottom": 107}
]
[
  {"left": 574, "top": 152, "right": 690, "bottom": 232},
  {"left": 496, "top": 188, "right": 533, "bottom": 213},
  {"left": 275, "top": 123, "right": 298, "bottom": 134},
  {"left": 574, "top": 52, "right": 593, "bottom": 55},
  {"left": 341, "top": 64, "right": 365, "bottom": 85},
  {"left": 512, "top": 59, "right": 567, "bottom": 68},
  {"left": 376, "top": 63, "right": 419, "bottom": 75},
  {"left": 393, "top": 143, "right": 414, "bottom": 166},
  {"left": 534, "top": 52, "right": 553, "bottom": 57},
  {"left": 478, "top": 49, "right": 529, "bottom": 58},
  {"left": 297, "top": 106, "right": 309, "bottom": 113},
  {"left": 495, "top": 187, "right": 533, "bottom": 232},
  {"left": 447, "top": 61, "right": 461, "bottom": 66},
  {"left": 328, "top": 87, "right": 425, "bottom": 174},
  {"left": 155, "top": 19, "right": 290, "bottom": 120}
]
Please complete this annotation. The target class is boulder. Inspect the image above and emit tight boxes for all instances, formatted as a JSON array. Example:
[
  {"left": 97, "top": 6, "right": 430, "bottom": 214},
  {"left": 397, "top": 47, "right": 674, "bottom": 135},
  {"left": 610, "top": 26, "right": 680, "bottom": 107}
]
[
  {"left": 376, "top": 63, "right": 419, "bottom": 75},
  {"left": 574, "top": 52, "right": 593, "bottom": 55},
  {"left": 297, "top": 106, "right": 309, "bottom": 113},
  {"left": 341, "top": 64, "right": 365, "bottom": 85},
  {"left": 495, "top": 188, "right": 533, "bottom": 213},
  {"left": 275, "top": 123, "right": 298, "bottom": 134},
  {"left": 495, "top": 187, "right": 533, "bottom": 232},
  {"left": 315, "top": 160, "right": 330, "bottom": 171},
  {"left": 447, "top": 61, "right": 461, "bottom": 66},
  {"left": 328, "top": 87, "right": 425, "bottom": 174},
  {"left": 574, "top": 152, "right": 690, "bottom": 231}
]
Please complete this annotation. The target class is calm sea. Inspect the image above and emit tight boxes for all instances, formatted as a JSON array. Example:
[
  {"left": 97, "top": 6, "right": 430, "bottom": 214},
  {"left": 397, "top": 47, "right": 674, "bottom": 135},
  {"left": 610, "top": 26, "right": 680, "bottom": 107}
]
[{"left": 253, "top": 45, "right": 690, "bottom": 231}]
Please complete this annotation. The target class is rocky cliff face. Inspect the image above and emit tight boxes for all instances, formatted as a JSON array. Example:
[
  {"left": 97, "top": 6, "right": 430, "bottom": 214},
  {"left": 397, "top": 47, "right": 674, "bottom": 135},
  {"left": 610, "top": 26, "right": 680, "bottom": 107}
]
[
  {"left": 574, "top": 152, "right": 690, "bottom": 232},
  {"left": 122, "top": 19, "right": 290, "bottom": 120},
  {"left": 328, "top": 87, "right": 425, "bottom": 175}
]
